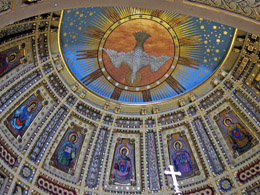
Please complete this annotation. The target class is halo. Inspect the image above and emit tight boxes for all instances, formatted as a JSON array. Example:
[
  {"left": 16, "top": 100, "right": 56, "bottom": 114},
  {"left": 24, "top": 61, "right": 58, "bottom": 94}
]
[
  {"left": 68, "top": 132, "right": 78, "bottom": 143},
  {"left": 8, "top": 52, "right": 18, "bottom": 63},
  {"left": 224, "top": 117, "right": 233, "bottom": 127},
  {"left": 28, "top": 100, "right": 38, "bottom": 111},
  {"left": 173, "top": 141, "right": 183, "bottom": 150},
  {"left": 120, "top": 146, "right": 130, "bottom": 156}
]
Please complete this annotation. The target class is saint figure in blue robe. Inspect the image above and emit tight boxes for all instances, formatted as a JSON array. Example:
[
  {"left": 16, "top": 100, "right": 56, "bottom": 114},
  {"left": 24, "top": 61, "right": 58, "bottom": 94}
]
[
  {"left": 57, "top": 133, "right": 77, "bottom": 167},
  {"left": 11, "top": 101, "right": 37, "bottom": 135}
]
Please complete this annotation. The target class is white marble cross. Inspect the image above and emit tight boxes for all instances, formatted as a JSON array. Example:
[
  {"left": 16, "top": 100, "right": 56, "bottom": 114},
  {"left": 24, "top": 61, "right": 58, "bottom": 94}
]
[{"left": 164, "top": 165, "right": 182, "bottom": 194}]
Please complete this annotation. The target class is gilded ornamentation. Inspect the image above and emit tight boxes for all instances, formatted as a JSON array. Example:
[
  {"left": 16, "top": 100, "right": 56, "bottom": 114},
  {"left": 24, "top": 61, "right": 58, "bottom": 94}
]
[
  {"left": 86, "top": 129, "right": 108, "bottom": 188},
  {"left": 187, "top": 0, "right": 260, "bottom": 21},
  {"left": 29, "top": 108, "right": 68, "bottom": 162},
  {"left": 193, "top": 119, "right": 224, "bottom": 173},
  {"left": 0, "top": 6, "right": 260, "bottom": 195},
  {"left": 0, "top": 0, "right": 11, "bottom": 14},
  {"left": 147, "top": 133, "right": 160, "bottom": 191}
]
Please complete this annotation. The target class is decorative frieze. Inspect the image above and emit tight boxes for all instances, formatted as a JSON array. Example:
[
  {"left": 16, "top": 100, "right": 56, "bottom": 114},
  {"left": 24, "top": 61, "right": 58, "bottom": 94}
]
[
  {"left": 37, "top": 175, "right": 76, "bottom": 195},
  {"left": 184, "top": 186, "right": 214, "bottom": 195},
  {"left": 0, "top": 0, "right": 11, "bottom": 15},
  {"left": 0, "top": 70, "right": 41, "bottom": 114},
  {"left": 86, "top": 129, "right": 109, "bottom": 188},
  {"left": 234, "top": 90, "right": 260, "bottom": 124},
  {"left": 146, "top": 132, "right": 160, "bottom": 191},
  {"left": 237, "top": 160, "right": 260, "bottom": 183},
  {"left": 29, "top": 107, "right": 68, "bottom": 162},
  {"left": 193, "top": 119, "right": 224, "bottom": 174},
  {"left": 186, "top": 0, "right": 260, "bottom": 21},
  {"left": 0, "top": 141, "right": 16, "bottom": 168}
]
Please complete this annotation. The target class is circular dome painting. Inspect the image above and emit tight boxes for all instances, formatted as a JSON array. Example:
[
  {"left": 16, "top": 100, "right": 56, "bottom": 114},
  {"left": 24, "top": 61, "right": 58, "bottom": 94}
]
[
  {"left": 102, "top": 19, "right": 175, "bottom": 88},
  {"left": 60, "top": 7, "right": 235, "bottom": 103}
]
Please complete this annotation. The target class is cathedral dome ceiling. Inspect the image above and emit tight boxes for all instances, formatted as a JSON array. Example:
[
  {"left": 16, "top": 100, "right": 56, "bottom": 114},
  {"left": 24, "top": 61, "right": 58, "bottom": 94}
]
[
  {"left": 60, "top": 7, "right": 235, "bottom": 104},
  {"left": 0, "top": 1, "right": 260, "bottom": 195}
]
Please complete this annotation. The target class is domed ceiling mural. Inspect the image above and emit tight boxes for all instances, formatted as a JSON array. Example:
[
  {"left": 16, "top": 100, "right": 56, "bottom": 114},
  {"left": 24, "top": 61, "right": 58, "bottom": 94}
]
[
  {"left": 0, "top": 3, "right": 260, "bottom": 195},
  {"left": 60, "top": 7, "right": 235, "bottom": 103}
]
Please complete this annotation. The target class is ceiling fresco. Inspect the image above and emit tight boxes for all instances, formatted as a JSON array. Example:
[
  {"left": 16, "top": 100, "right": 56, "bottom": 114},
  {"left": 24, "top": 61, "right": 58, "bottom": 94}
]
[
  {"left": 60, "top": 7, "right": 235, "bottom": 103},
  {"left": 0, "top": 4, "right": 260, "bottom": 195}
]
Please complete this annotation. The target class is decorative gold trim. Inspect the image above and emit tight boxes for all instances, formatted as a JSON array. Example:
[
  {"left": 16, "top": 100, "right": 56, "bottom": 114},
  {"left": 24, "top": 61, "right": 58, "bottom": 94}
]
[{"left": 183, "top": 0, "right": 260, "bottom": 24}]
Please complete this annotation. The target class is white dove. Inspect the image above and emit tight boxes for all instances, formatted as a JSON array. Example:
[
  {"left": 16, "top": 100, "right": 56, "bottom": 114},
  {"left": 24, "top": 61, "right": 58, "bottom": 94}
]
[{"left": 103, "top": 32, "right": 172, "bottom": 84}]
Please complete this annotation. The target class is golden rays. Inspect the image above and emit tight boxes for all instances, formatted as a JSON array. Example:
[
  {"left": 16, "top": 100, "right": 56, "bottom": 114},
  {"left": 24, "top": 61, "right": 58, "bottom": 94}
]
[
  {"left": 179, "top": 35, "right": 202, "bottom": 46},
  {"left": 77, "top": 7, "right": 202, "bottom": 69},
  {"left": 76, "top": 7, "right": 203, "bottom": 97},
  {"left": 76, "top": 50, "right": 98, "bottom": 60}
]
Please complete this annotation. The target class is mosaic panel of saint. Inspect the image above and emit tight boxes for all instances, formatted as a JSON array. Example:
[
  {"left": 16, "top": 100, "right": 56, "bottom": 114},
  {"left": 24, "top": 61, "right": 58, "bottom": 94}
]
[
  {"left": 0, "top": 46, "right": 25, "bottom": 77},
  {"left": 110, "top": 139, "right": 135, "bottom": 185},
  {"left": 168, "top": 134, "right": 198, "bottom": 179},
  {"left": 5, "top": 93, "right": 44, "bottom": 139},
  {"left": 217, "top": 110, "right": 254, "bottom": 155},
  {"left": 51, "top": 128, "right": 85, "bottom": 173}
]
